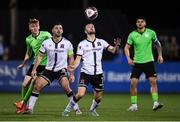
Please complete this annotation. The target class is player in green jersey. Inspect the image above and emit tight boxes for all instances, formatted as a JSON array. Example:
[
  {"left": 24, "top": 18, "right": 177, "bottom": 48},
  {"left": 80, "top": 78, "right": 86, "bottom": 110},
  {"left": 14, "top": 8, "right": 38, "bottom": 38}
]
[
  {"left": 14, "top": 18, "right": 52, "bottom": 114},
  {"left": 124, "top": 17, "right": 164, "bottom": 111}
]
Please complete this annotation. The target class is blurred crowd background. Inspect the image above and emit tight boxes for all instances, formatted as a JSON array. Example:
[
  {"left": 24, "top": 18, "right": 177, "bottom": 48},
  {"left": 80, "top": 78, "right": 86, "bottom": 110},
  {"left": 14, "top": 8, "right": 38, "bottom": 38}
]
[{"left": 0, "top": 0, "right": 179, "bottom": 62}]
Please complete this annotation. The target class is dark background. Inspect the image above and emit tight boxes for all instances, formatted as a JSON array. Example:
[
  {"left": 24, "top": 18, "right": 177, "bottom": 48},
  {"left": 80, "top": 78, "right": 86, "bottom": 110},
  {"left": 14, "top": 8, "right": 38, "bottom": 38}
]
[{"left": 0, "top": 0, "right": 179, "bottom": 61}]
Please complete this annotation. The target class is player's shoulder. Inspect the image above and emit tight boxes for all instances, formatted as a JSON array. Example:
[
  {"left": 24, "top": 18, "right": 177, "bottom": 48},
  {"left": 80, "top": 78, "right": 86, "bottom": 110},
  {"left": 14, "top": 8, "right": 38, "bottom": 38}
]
[
  {"left": 130, "top": 29, "right": 138, "bottom": 34},
  {"left": 40, "top": 31, "right": 52, "bottom": 36},
  {"left": 40, "top": 31, "right": 50, "bottom": 34},
  {"left": 79, "top": 39, "right": 87, "bottom": 44},
  {"left": 62, "top": 37, "right": 72, "bottom": 44},
  {"left": 146, "top": 28, "right": 155, "bottom": 33},
  {"left": 26, "top": 34, "right": 33, "bottom": 42},
  {"left": 42, "top": 37, "right": 52, "bottom": 44},
  {"left": 95, "top": 37, "right": 105, "bottom": 42}
]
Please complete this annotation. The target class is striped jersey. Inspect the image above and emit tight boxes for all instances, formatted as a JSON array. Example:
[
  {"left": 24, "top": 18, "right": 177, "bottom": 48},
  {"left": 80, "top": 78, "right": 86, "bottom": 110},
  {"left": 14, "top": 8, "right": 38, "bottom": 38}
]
[
  {"left": 77, "top": 38, "right": 110, "bottom": 75},
  {"left": 39, "top": 37, "right": 73, "bottom": 71}
]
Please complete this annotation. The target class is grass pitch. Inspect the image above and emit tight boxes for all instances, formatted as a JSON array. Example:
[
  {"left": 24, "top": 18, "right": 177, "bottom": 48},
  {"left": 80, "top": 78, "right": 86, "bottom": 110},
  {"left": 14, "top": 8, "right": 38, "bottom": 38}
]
[{"left": 0, "top": 93, "right": 180, "bottom": 121}]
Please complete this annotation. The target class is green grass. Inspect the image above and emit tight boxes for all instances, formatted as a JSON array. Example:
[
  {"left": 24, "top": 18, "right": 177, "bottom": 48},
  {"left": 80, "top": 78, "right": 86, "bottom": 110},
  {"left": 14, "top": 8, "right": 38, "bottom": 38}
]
[{"left": 0, "top": 93, "right": 180, "bottom": 121}]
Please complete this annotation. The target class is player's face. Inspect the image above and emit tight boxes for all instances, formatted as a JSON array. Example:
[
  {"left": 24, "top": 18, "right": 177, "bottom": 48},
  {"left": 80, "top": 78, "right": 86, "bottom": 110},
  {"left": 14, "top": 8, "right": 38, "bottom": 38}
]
[
  {"left": 136, "top": 19, "right": 146, "bottom": 29},
  {"left": 29, "top": 23, "right": 40, "bottom": 35},
  {"left": 85, "top": 24, "right": 96, "bottom": 34},
  {"left": 52, "top": 25, "right": 63, "bottom": 37}
]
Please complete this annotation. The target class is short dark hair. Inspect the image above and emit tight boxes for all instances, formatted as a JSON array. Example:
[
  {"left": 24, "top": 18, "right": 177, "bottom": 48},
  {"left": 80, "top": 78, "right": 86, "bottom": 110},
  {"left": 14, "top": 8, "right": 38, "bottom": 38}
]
[
  {"left": 84, "top": 22, "right": 94, "bottom": 30},
  {"left": 52, "top": 21, "right": 63, "bottom": 28},
  {"left": 136, "top": 16, "right": 146, "bottom": 22}
]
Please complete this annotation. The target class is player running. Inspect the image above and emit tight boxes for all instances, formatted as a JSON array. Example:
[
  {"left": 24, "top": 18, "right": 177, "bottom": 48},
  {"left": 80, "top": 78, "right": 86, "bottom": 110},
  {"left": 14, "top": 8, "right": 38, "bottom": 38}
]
[{"left": 14, "top": 18, "right": 52, "bottom": 114}]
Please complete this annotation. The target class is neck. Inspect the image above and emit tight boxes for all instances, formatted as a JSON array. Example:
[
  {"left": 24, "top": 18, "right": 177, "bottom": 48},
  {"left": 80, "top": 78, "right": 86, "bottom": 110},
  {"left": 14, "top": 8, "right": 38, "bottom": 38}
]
[
  {"left": 53, "top": 36, "right": 62, "bottom": 43},
  {"left": 87, "top": 34, "right": 95, "bottom": 42},
  {"left": 137, "top": 27, "right": 145, "bottom": 33},
  {"left": 32, "top": 31, "right": 39, "bottom": 37}
]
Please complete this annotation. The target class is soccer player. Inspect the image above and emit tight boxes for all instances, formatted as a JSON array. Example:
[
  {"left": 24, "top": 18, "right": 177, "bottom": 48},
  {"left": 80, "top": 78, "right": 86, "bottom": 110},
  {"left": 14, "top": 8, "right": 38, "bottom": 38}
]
[
  {"left": 124, "top": 17, "right": 164, "bottom": 111},
  {"left": 63, "top": 23, "right": 120, "bottom": 116},
  {"left": 27, "top": 22, "right": 81, "bottom": 115},
  {"left": 14, "top": 18, "right": 52, "bottom": 114}
]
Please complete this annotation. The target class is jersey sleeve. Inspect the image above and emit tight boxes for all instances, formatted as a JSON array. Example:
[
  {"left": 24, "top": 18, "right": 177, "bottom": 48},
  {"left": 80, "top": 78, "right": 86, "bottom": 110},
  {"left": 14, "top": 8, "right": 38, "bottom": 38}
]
[
  {"left": 127, "top": 33, "right": 133, "bottom": 45},
  {"left": 25, "top": 38, "right": 32, "bottom": 52},
  {"left": 152, "top": 30, "right": 158, "bottom": 42},
  {"left": 39, "top": 41, "right": 46, "bottom": 54},
  {"left": 67, "top": 42, "right": 74, "bottom": 56},
  {"left": 76, "top": 42, "right": 83, "bottom": 56},
  {"left": 101, "top": 39, "right": 110, "bottom": 49}
]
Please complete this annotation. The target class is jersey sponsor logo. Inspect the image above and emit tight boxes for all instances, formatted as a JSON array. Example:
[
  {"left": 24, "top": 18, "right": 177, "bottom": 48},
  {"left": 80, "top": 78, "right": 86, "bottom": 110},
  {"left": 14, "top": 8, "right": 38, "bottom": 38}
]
[
  {"left": 85, "top": 47, "right": 101, "bottom": 53},
  {"left": 49, "top": 49, "right": 64, "bottom": 53}
]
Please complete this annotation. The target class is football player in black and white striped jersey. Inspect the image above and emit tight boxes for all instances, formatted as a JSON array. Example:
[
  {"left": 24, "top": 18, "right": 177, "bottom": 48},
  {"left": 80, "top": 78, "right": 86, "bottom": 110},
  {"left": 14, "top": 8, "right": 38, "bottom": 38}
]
[
  {"left": 27, "top": 22, "right": 82, "bottom": 115},
  {"left": 63, "top": 23, "right": 121, "bottom": 116}
]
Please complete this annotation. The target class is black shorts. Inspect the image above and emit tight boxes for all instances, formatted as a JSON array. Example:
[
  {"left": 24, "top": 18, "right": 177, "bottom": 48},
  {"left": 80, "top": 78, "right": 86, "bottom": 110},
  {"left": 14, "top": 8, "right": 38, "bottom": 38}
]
[
  {"left": 79, "top": 72, "right": 104, "bottom": 92},
  {"left": 26, "top": 64, "right": 45, "bottom": 76},
  {"left": 40, "top": 68, "right": 68, "bottom": 85},
  {"left": 130, "top": 61, "right": 157, "bottom": 79}
]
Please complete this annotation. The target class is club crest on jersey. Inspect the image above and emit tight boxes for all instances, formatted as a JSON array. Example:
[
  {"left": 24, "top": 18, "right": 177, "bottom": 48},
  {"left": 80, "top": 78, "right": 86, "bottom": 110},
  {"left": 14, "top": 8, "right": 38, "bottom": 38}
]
[
  {"left": 60, "top": 44, "right": 64, "bottom": 48},
  {"left": 97, "top": 42, "right": 101, "bottom": 46}
]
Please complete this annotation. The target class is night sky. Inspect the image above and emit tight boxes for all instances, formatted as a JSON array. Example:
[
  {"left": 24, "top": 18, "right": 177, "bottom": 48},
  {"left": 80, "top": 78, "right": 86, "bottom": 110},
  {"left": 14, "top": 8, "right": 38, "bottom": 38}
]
[{"left": 1, "top": 0, "right": 179, "bottom": 29}]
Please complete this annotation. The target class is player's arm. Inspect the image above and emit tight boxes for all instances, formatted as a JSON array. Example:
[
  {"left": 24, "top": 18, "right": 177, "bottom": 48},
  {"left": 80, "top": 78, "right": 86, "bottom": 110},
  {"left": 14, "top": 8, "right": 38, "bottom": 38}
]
[
  {"left": 67, "top": 49, "right": 75, "bottom": 82},
  {"left": 107, "top": 37, "right": 121, "bottom": 54},
  {"left": 124, "top": 43, "right": 134, "bottom": 65},
  {"left": 154, "top": 38, "right": 163, "bottom": 64},
  {"left": 31, "top": 52, "right": 44, "bottom": 79},
  {"left": 68, "top": 55, "right": 81, "bottom": 72},
  {"left": 17, "top": 48, "right": 32, "bottom": 69}
]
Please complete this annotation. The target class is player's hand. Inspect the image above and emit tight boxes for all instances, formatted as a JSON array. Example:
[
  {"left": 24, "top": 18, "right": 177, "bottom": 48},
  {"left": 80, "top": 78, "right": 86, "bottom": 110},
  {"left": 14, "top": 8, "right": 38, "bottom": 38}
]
[
  {"left": 157, "top": 55, "right": 163, "bottom": 64},
  {"left": 114, "top": 37, "right": 121, "bottom": 46},
  {"left": 67, "top": 65, "right": 75, "bottom": 72},
  {"left": 127, "top": 57, "right": 134, "bottom": 66},
  {"left": 17, "top": 63, "right": 25, "bottom": 70},
  {"left": 31, "top": 69, "right": 37, "bottom": 79},
  {"left": 69, "top": 74, "right": 75, "bottom": 83}
]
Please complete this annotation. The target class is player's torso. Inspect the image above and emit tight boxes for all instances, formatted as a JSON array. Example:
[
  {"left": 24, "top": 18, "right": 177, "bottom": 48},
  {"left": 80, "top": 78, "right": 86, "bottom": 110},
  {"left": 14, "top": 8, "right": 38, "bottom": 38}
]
[
  {"left": 131, "top": 29, "right": 155, "bottom": 63},
  {"left": 80, "top": 39, "right": 105, "bottom": 75},
  {"left": 43, "top": 37, "right": 71, "bottom": 71},
  {"left": 26, "top": 31, "right": 50, "bottom": 65},
  {"left": 27, "top": 31, "right": 50, "bottom": 54}
]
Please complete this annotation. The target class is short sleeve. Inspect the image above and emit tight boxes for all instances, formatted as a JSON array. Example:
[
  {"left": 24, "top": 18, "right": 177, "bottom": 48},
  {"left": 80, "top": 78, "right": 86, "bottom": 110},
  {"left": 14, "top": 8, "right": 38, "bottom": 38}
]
[
  {"left": 127, "top": 34, "right": 133, "bottom": 45},
  {"left": 76, "top": 42, "right": 83, "bottom": 56},
  {"left": 67, "top": 42, "right": 74, "bottom": 56},
  {"left": 101, "top": 39, "right": 109, "bottom": 49},
  {"left": 26, "top": 38, "right": 31, "bottom": 51},
  {"left": 39, "top": 42, "right": 46, "bottom": 54},
  {"left": 152, "top": 30, "right": 158, "bottom": 42}
]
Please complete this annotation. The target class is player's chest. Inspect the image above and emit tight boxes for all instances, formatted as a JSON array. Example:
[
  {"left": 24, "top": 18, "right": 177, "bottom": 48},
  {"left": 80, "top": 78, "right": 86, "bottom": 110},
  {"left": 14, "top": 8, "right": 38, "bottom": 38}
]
[
  {"left": 134, "top": 33, "right": 152, "bottom": 45},
  {"left": 83, "top": 43, "right": 103, "bottom": 53},
  {"left": 46, "top": 43, "right": 67, "bottom": 53}
]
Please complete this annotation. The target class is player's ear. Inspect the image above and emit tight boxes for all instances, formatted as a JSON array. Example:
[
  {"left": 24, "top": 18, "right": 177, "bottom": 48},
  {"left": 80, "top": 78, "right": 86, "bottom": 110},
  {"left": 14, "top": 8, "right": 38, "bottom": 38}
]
[
  {"left": 84, "top": 30, "right": 87, "bottom": 34},
  {"left": 144, "top": 21, "right": 146, "bottom": 26}
]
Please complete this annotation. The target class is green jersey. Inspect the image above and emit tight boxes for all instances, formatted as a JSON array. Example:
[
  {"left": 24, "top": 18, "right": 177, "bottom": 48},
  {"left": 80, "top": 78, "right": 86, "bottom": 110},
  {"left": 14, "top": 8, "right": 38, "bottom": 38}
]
[
  {"left": 26, "top": 31, "right": 52, "bottom": 65},
  {"left": 127, "top": 28, "right": 157, "bottom": 63}
]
